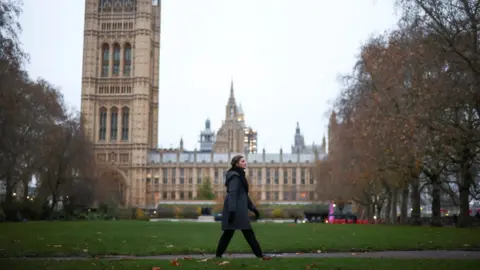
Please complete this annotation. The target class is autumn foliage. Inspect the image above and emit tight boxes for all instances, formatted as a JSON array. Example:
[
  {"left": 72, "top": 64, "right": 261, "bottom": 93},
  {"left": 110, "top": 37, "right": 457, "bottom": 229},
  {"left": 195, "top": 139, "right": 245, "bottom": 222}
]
[
  {"left": 0, "top": 1, "right": 105, "bottom": 221},
  {"left": 318, "top": 0, "right": 480, "bottom": 227}
]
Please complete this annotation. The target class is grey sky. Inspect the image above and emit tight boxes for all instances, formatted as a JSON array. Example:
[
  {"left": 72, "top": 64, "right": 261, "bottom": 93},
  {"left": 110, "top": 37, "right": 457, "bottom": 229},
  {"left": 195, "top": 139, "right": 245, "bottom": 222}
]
[{"left": 19, "top": 0, "right": 399, "bottom": 152}]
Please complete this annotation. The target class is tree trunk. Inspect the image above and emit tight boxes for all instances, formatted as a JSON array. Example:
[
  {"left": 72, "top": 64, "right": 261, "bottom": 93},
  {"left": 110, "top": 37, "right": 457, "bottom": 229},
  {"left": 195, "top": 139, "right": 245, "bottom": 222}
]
[
  {"left": 391, "top": 188, "right": 398, "bottom": 224},
  {"left": 365, "top": 204, "right": 372, "bottom": 222},
  {"left": 4, "top": 170, "right": 19, "bottom": 221},
  {"left": 410, "top": 176, "right": 422, "bottom": 226},
  {"left": 22, "top": 176, "right": 30, "bottom": 201},
  {"left": 358, "top": 205, "right": 365, "bottom": 220},
  {"left": 430, "top": 174, "right": 443, "bottom": 227},
  {"left": 385, "top": 190, "right": 392, "bottom": 224},
  {"left": 457, "top": 159, "right": 472, "bottom": 228},
  {"left": 400, "top": 185, "right": 409, "bottom": 224},
  {"left": 376, "top": 204, "right": 383, "bottom": 223}
]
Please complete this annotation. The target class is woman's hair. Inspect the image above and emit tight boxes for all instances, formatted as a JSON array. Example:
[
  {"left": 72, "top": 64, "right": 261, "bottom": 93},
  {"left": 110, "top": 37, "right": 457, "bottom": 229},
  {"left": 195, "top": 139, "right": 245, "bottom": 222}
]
[{"left": 230, "top": 155, "right": 244, "bottom": 168}]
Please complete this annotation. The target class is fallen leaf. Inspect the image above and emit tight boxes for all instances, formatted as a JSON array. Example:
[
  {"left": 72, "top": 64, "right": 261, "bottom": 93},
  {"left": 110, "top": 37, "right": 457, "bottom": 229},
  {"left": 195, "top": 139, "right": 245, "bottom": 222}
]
[
  {"left": 53, "top": 245, "right": 62, "bottom": 248},
  {"left": 295, "top": 252, "right": 303, "bottom": 255},
  {"left": 151, "top": 267, "right": 161, "bottom": 270},
  {"left": 183, "top": 257, "right": 192, "bottom": 260},
  {"left": 216, "top": 261, "right": 230, "bottom": 265},
  {"left": 305, "top": 263, "right": 316, "bottom": 270},
  {"left": 170, "top": 259, "right": 180, "bottom": 266},
  {"left": 351, "top": 253, "right": 357, "bottom": 256},
  {"left": 316, "top": 250, "right": 322, "bottom": 253},
  {"left": 82, "top": 249, "right": 88, "bottom": 252},
  {"left": 166, "top": 245, "right": 174, "bottom": 248},
  {"left": 262, "top": 256, "right": 272, "bottom": 260},
  {"left": 197, "top": 258, "right": 211, "bottom": 262}
]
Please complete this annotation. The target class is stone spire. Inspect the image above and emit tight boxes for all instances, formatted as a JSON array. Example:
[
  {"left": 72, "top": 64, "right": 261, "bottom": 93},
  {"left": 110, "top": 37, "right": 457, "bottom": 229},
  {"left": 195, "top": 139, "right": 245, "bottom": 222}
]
[
  {"left": 226, "top": 79, "right": 237, "bottom": 120},
  {"left": 229, "top": 79, "right": 234, "bottom": 100}
]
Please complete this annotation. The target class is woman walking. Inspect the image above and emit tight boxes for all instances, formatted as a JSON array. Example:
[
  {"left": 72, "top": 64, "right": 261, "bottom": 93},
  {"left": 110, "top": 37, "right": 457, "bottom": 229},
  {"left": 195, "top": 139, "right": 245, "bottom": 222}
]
[{"left": 215, "top": 155, "right": 266, "bottom": 259}]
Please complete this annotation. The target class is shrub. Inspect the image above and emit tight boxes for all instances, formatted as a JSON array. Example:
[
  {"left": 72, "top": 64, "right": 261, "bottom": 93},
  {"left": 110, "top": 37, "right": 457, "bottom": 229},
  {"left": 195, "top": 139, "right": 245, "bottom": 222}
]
[
  {"left": 156, "top": 205, "right": 175, "bottom": 218},
  {"left": 174, "top": 206, "right": 182, "bottom": 218},
  {"left": 259, "top": 208, "right": 273, "bottom": 219},
  {"left": 271, "top": 208, "right": 284, "bottom": 219},
  {"left": 1, "top": 200, "right": 43, "bottom": 221},
  {"left": 0, "top": 208, "right": 5, "bottom": 221},
  {"left": 286, "top": 208, "right": 303, "bottom": 219},
  {"left": 135, "top": 208, "right": 145, "bottom": 219},
  {"left": 77, "top": 213, "right": 88, "bottom": 220},
  {"left": 19, "top": 200, "right": 43, "bottom": 220},
  {"left": 98, "top": 202, "right": 120, "bottom": 219},
  {"left": 87, "top": 211, "right": 99, "bottom": 220},
  {"left": 181, "top": 206, "right": 200, "bottom": 219},
  {"left": 136, "top": 216, "right": 150, "bottom": 221},
  {"left": 117, "top": 208, "right": 134, "bottom": 220}
]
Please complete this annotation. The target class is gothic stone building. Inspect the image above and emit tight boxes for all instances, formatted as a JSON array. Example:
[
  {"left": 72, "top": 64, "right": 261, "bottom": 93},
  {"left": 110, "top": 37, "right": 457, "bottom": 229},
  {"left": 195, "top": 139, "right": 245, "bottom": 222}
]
[{"left": 80, "top": 0, "right": 324, "bottom": 208}]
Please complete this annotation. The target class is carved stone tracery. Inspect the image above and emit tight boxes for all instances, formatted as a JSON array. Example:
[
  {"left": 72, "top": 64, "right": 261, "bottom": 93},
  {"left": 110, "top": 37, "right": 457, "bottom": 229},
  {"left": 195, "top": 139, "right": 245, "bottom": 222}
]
[{"left": 99, "top": 0, "right": 136, "bottom": 13}]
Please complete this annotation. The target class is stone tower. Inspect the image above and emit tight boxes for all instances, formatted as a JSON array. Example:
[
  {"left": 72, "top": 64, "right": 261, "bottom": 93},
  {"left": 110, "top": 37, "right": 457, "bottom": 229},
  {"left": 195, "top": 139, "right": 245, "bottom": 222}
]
[
  {"left": 80, "top": 0, "right": 161, "bottom": 207},
  {"left": 291, "top": 122, "right": 306, "bottom": 154},
  {"left": 213, "top": 81, "right": 245, "bottom": 153},
  {"left": 199, "top": 118, "right": 215, "bottom": 152}
]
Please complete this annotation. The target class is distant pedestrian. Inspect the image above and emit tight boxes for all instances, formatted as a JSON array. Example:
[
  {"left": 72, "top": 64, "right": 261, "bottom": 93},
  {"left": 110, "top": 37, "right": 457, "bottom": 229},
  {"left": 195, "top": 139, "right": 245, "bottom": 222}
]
[{"left": 215, "top": 155, "right": 268, "bottom": 259}]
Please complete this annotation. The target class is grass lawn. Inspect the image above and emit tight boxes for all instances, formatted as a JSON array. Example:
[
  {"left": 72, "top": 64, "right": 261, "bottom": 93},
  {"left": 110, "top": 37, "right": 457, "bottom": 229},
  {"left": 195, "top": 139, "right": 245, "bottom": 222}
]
[
  {"left": 1, "top": 258, "right": 478, "bottom": 270},
  {"left": 0, "top": 221, "right": 479, "bottom": 257}
]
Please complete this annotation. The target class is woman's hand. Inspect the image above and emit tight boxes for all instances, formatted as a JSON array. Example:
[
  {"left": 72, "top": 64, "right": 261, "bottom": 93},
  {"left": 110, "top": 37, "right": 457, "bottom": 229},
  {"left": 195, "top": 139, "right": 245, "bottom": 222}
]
[
  {"left": 228, "top": 211, "right": 236, "bottom": 223},
  {"left": 253, "top": 208, "right": 260, "bottom": 220}
]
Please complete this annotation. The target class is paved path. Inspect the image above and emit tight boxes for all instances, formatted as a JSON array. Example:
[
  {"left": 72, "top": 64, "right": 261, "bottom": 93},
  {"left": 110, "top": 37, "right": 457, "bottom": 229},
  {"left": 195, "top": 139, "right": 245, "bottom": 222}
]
[{"left": 5, "top": 251, "right": 480, "bottom": 260}]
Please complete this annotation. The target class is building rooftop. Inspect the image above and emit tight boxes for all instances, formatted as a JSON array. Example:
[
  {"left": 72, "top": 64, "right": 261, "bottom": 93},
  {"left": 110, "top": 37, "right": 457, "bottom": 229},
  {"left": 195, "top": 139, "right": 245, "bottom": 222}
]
[{"left": 147, "top": 150, "right": 326, "bottom": 164}]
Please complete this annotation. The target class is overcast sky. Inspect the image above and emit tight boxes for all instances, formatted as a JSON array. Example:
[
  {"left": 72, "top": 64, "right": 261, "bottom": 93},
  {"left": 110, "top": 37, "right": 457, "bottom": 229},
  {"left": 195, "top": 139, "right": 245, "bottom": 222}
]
[{"left": 19, "top": 0, "right": 399, "bottom": 152}]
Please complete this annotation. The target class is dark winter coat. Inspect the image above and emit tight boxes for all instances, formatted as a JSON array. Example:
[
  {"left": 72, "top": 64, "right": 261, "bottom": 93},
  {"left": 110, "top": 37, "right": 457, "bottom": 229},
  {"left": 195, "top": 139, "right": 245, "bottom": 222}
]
[{"left": 221, "top": 169, "right": 256, "bottom": 230}]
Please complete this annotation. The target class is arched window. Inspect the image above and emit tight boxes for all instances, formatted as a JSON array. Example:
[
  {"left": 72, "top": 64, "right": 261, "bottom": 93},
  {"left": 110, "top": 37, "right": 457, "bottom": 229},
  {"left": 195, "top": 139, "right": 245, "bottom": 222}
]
[
  {"left": 121, "top": 106, "right": 130, "bottom": 140},
  {"left": 101, "top": 44, "right": 110, "bottom": 77},
  {"left": 99, "top": 107, "right": 107, "bottom": 140},
  {"left": 113, "top": 43, "right": 121, "bottom": 76},
  {"left": 123, "top": 43, "right": 132, "bottom": 76},
  {"left": 110, "top": 106, "right": 118, "bottom": 140}
]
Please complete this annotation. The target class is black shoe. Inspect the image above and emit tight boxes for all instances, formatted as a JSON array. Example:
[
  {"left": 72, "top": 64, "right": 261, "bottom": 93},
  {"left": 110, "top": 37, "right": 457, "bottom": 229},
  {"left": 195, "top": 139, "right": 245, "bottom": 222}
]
[{"left": 259, "top": 255, "right": 272, "bottom": 260}]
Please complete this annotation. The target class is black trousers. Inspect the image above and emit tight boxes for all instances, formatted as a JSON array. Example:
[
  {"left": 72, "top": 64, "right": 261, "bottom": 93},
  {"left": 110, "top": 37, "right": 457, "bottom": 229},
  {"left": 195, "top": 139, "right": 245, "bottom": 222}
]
[{"left": 215, "top": 229, "right": 263, "bottom": 258}]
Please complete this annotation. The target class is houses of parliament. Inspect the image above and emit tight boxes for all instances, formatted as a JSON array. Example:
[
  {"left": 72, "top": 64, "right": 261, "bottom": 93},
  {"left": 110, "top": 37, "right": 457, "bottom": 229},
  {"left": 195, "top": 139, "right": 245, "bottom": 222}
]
[{"left": 80, "top": 0, "right": 327, "bottom": 208}]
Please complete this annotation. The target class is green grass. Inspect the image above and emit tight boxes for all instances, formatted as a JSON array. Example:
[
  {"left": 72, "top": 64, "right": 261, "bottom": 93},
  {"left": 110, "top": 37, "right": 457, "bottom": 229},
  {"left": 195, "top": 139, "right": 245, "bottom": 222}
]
[
  {"left": 0, "top": 221, "right": 479, "bottom": 257},
  {"left": 1, "top": 258, "right": 478, "bottom": 270}
]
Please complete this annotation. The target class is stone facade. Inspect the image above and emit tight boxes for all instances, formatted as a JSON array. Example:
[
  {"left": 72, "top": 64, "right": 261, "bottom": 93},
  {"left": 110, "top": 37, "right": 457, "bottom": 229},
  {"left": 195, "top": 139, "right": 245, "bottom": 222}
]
[
  {"left": 145, "top": 151, "right": 321, "bottom": 208},
  {"left": 80, "top": 0, "right": 324, "bottom": 208},
  {"left": 81, "top": 0, "right": 160, "bottom": 206}
]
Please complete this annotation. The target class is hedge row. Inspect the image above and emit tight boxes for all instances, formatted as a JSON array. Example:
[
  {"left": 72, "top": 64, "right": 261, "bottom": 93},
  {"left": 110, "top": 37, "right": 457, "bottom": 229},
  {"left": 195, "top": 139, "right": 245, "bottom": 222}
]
[{"left": 154, "top": 204, "right": 310, "bottom": 219}]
